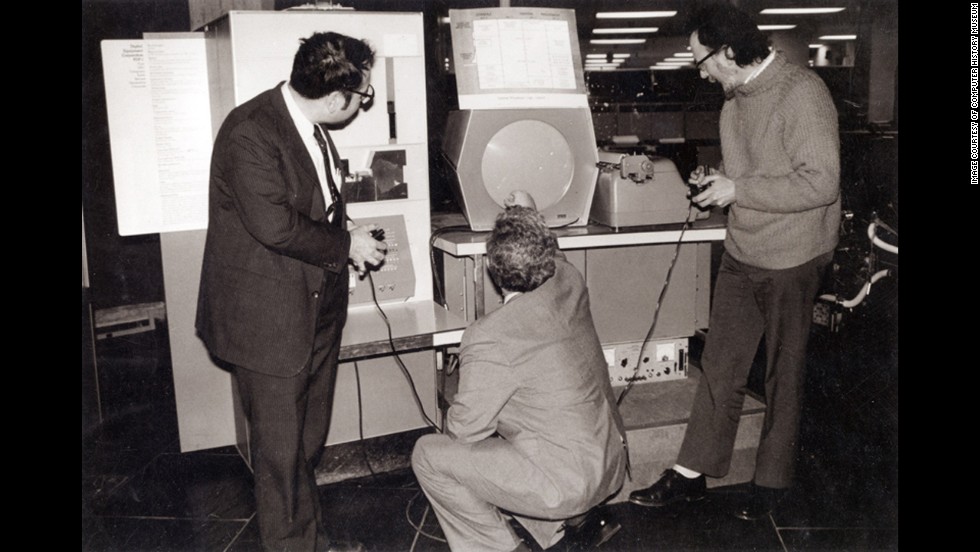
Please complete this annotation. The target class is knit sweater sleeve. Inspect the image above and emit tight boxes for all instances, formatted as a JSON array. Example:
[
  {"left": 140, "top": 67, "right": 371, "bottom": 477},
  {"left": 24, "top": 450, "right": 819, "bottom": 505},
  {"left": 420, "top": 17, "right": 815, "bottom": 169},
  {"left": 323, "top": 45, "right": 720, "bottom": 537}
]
[{"left": 733, "top": 75, "right": 840, "bottom": 214}]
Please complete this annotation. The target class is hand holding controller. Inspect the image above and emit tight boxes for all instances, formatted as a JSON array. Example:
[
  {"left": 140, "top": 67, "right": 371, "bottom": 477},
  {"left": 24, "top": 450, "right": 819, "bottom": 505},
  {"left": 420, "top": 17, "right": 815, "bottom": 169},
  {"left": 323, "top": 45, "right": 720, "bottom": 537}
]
[
  {"left": 370, "top": 227, "right": 385, "bottom": 241},
  {"left": 688, "top": 165, "right": 713, "bottom": 199}
]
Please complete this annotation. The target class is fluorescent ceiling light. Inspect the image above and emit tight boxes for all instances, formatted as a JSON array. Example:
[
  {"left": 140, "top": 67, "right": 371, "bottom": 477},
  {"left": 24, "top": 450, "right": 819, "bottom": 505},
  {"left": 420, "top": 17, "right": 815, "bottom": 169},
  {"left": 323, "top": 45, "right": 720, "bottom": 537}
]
[
  {"left": 673, "top": 52, "right": 694, "bottom": 58},
  {"left": 586, "top": 53, "right": 631, "bottom": 59},
  {"left": 651, "top": 66, "right": 681, "bottom": 70},
  {"left": 758, "top": 24, "right": 797, "bottom": 30},
  {"left": 596, "top": 11, "right": 676, "bottom": 19},
  {"left": 664, "top": 57, "right": 693, "bottom": 62},
  {"left": 809, "top": 44, "right": 824, "bottom": 48},
  {"left": 657, "top": 62, "right": 690, "bottom": 66},
  {"left": 590, "top": 38, "right": 647, "bottom": 45},
  {"left": 760, "top": 8, "right": 846, "bottom": 15},
  {"left": 593, "top": 27, "right": 659, "bottom": 34},
  {"left": 820, "top": 34, "right": 857, "bottom": 40},
  {"left": 585, "top": 66, "right": 618, "bottom": 71}
]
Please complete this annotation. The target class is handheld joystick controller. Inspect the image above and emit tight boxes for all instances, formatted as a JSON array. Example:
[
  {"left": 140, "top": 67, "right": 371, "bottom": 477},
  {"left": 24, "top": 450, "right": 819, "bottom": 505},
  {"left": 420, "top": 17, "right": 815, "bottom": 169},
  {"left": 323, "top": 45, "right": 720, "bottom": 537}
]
[
  {"left": 688, "top": 165, "right": 712, "bottom": 199},
  {"left": 370, "top": 228, "right": 385, "bottom": 241},
  {"left": 689, "top": 181, "right": 712, "bottom": 197}
]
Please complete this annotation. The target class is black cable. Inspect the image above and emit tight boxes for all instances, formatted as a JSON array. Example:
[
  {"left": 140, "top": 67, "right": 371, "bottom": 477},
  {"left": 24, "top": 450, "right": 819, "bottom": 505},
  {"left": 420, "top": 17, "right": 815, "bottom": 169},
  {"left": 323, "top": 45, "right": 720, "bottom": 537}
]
[
  {"left": 616, "top": 204, "right": 700, "bottom": 406},
  {"left": 366, "top": 270, "right": 441, "bottom": 431},
  {"left": 362, "top": 271, "right": 446, "bottom": 551},
  {"left": 352, "top": 361, "right": 377, "bottom": 477},
  {"left": 407, "top": 490, "right": 447, "bottom": 543}
]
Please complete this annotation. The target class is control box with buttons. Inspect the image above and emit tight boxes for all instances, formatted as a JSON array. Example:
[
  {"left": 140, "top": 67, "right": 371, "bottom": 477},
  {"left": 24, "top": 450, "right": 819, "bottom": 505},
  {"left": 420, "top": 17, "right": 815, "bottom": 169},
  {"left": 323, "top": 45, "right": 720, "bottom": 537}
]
[
  {"left": 347, "top": 214, "right": 416, "bottom": 306},
  {"left": 603, "top": 338, "right": 688, "bottom": 387}
]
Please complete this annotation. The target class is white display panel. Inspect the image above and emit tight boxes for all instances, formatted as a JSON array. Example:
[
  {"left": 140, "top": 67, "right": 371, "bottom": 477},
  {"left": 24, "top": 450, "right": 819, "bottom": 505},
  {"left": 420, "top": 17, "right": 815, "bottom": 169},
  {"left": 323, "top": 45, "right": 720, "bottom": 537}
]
[
  {"left": 449, "top": 7, "right": 588, "bottom": 110},
  {"left": 101, "top": 38, "right": 212, "bottom": 235}
]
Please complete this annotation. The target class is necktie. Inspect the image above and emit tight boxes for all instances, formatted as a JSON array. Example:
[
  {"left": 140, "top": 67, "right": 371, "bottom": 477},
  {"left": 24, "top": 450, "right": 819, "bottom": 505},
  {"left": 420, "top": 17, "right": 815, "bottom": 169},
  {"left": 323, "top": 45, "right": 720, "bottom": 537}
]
[{"left": 312, "top": 124, "right": 345, "bottom": 227}]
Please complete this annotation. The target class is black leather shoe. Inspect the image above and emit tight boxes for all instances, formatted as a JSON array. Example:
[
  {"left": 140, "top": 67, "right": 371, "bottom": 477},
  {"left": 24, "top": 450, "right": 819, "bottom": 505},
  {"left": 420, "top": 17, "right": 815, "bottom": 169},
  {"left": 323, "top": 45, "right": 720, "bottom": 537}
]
[
  {"left": 628, "top": 469, "right": 706, "bottom": 507},
  {"left": 734, "top": 485, "right": 786, "bottom": 521},
  {"left": 560, "top": 508, "right": 622, "bottom": 550},
  {"left": 325, "top": 540, "right": 366, "bottom": 552}
]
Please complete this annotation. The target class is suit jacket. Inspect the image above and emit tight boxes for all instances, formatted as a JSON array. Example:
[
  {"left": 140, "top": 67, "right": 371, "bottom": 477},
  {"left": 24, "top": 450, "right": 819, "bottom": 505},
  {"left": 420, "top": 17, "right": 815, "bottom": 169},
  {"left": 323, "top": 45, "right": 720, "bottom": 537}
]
[
  {"left": 196, "top": 83, "right": 351, "bottom": 376},
  {"left": 448, "top": 258, "right": 627, "bottom": 514}
]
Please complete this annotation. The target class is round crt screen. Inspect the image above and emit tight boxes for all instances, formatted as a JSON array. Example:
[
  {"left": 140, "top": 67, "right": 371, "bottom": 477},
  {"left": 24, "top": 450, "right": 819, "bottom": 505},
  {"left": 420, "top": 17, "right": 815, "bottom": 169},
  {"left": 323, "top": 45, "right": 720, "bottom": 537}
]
[{"left": 480, "top": 119, "right": 573, "bottom": 209}]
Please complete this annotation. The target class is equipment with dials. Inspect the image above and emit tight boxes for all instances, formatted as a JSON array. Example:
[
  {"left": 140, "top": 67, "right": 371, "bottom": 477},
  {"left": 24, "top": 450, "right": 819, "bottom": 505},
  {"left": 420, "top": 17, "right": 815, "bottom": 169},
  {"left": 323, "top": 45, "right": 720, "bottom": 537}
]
[
  {"left": 348, "top": 214, "right": 415, "bottom": 307},
  {"left": 590, "top": 150, "right": 711, "bottom": 229},
  {"left": 604, "top": 338, "right": 689, "bottom": 387}
]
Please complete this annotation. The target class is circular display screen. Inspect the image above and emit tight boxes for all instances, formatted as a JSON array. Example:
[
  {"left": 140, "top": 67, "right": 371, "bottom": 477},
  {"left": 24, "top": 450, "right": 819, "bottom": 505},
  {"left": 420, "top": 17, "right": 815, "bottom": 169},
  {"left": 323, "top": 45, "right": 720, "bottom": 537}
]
[{"left": 481, "top": 120, "right": 573, "bottom": 209}]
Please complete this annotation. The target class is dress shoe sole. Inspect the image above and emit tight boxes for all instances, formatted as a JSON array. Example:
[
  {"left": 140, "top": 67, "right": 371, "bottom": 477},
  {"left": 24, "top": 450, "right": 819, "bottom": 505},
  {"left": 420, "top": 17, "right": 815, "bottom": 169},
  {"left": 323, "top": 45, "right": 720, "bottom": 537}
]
[{"left": 628, "top": 492, "right": 706, "bottom": 508}]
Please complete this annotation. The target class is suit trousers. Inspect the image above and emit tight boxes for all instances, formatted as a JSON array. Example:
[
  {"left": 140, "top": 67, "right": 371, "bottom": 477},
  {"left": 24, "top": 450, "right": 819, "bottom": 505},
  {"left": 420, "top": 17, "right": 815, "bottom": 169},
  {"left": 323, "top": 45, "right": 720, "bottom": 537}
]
[
  {"left": 677, "top": 250, "right": 831, "bottom": 489},
  {"left": 233, "top": 277, "right": 348, "bottom": 552},
  {"left": 412, "top": 434, "right": 578, "bottom": 551}
]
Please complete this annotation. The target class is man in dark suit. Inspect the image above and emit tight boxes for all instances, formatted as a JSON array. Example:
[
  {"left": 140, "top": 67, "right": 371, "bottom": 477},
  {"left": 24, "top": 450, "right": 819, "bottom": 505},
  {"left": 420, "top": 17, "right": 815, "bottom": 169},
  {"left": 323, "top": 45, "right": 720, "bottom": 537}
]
[
  {"left": 412, "top": 193, "right": 627, "bottom": 551},
  {"left": 196, "top": 32, "right": 386, "bottom": 552}
]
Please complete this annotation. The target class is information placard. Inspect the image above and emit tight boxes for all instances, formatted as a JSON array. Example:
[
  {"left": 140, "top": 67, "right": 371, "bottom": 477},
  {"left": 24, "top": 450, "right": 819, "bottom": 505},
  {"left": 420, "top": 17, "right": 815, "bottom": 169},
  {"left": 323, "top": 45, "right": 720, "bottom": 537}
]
[
  {"left": 101, "top": 38, "right": 212, "bottom": 235},
  {"left": 449, "top": 7, "right": 587, "bottom": 109}
]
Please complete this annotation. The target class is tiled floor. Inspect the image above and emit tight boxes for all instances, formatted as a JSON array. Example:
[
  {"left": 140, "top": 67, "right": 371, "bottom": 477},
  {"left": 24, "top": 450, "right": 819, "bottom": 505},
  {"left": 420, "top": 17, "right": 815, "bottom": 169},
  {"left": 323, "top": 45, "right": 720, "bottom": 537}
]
[{"left": 82, "top": 290, "right": 898, "bottom": 551}]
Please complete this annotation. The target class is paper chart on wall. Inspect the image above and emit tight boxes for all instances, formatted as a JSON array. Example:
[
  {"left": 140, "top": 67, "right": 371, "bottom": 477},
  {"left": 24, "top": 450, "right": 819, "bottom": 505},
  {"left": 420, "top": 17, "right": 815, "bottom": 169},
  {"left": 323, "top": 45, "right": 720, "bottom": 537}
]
[
  {"left": 449, "top": 7, "right": 588, "bottom": 110},
  {"left": 101, "top": 38, "right": 212, "bottom": 235}
]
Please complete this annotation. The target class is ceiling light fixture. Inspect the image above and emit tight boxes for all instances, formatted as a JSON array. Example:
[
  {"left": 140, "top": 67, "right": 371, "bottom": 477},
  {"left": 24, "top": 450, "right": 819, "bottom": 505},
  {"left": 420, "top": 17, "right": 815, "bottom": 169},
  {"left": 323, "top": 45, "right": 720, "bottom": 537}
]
[
  {"left": 820, "top": 34, "right": 857, "bottom": 40},
  {"left": 593, "top": 27, "right": 659, "bottom": 34},
  {"left": 596, "top": 11, "right": 676, "bottom": 19},
  {"left": 758, "top": 24, "right": 797, "bottom": 30},
  {"left": 587, "top": 53, "right": 631, "bottom": 59},
  {"left": 590, "top": 38, "right": 647, "bottom": 45},
  {"left": 760, "top": 8, "right": 846, "bottom": 15}
]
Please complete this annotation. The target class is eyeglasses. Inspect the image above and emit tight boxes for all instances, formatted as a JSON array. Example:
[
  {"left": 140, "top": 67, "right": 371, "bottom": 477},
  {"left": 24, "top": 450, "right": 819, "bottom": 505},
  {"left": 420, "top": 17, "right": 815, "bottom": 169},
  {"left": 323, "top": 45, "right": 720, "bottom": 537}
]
[
  {"left": 695, "top": 46, "right": 723, "bottom": 70},
  {"left": 347, "top": 84, "right": 375, "bottom": 108}
]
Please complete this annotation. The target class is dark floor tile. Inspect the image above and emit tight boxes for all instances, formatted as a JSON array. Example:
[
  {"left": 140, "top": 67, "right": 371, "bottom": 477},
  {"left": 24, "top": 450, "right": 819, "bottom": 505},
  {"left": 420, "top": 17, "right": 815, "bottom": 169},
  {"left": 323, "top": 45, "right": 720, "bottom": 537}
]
[
  {"left": 779, "top": 527, "right": 898, "bottom": 551},
  {"left": 772, "top": 470, "right": 897, "bottom": 530},
  {"left": 89, "top": 451, "right": 255, "bottom": 521},
  {"left": 226, "top": 505, "right": 449, "bottom": 552},
  {"left": 223, "top": 518, "right": 261, "bottom": 552},
  {"left": 82, "top": 474, "right": 131, "bottom": 518},
  {"left": 601, "top": 489, "right": 785, "bottom": 552},
  {"left": 82, "top": 411, "right": 180, "bottom": 479},
  {"left": 782, "top": 413, "right": 898, "bottom": 529},
  {"left": 324, "top": 465, "right": 423, "bottom": 490},
  {"left": 316, "top": 429, "right": 433, "bottom": 486},
  {"left": 82, "top": 516, "right": 248, "bottom": 552},
  {"left": 318, "top": 484, "right": 449, "bottom": 551}
]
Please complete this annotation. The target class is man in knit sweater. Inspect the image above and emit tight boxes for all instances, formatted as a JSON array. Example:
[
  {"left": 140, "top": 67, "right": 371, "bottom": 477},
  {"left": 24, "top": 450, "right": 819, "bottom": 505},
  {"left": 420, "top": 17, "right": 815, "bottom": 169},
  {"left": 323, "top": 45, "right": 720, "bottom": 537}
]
[{"left": 628, "top": 4, "right": 840, "bottom": 521}]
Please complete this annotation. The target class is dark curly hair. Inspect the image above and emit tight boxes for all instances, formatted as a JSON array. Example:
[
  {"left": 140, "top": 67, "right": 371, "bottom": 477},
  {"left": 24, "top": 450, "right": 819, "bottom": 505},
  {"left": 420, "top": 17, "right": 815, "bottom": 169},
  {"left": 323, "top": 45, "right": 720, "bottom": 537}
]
[
  {"left": 684, "top": 3, "right": 771, "bottom": 67},
  {"left": 486, "top": 206, "right": 559, "bottom": 293},
  {"left": 290, "top": 32, "right": 375, "bottom": 103}
]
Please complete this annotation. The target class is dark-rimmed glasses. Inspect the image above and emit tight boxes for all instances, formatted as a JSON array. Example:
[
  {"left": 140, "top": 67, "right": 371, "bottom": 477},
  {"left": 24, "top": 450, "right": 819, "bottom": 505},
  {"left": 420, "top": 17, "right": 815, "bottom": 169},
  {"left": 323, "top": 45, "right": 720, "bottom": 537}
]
[
  {"left": 347, "top": 84, "right": 375, "bottom": 108},
  {"left": 695, "top": 46, "right": 723, "bottom": 70}
]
